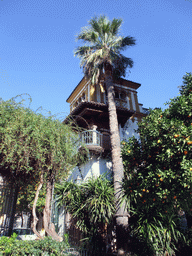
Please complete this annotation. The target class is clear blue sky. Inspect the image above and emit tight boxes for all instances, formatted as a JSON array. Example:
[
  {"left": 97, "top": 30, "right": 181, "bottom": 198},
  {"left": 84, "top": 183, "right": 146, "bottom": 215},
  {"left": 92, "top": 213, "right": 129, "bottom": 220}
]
[{"left": 1, "top": 0, "right": 192, "bottom": 119}]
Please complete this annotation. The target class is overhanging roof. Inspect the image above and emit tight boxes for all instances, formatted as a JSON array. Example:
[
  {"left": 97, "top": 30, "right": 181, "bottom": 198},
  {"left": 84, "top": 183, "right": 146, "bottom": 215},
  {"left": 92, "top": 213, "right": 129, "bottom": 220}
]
[{"left": 64, "top": 101, "right": 134, "bottom": 128}]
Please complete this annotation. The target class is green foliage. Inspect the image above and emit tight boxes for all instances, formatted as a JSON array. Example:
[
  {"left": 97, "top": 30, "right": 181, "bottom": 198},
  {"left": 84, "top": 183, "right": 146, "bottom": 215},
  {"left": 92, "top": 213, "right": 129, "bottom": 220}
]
[
  {"left": 0, "top": 234, "right": 69, "bottom": 256},
  {"left": 121, "top": 73, "right": 192, "bottom": 255},
  {"left": 74, "top": 15, "right": 136, "bottom": 84},
  {"left": 130, "top": 213, "right": 185, "bottom": 256},
  {"left": 16, "top": 181, "right": 46, "bottom": 213},
  {"left": 0, "top": 95, "right": 88, "bottom": 214},
  {"left": 55, "top": 175, "right": 115, "bottom": 234},
  {"left": 0, "top": 96, "right": 81, "bottom": 182},
  {"left": 55, "top": 175, "right": 115, "bottom": 255}
]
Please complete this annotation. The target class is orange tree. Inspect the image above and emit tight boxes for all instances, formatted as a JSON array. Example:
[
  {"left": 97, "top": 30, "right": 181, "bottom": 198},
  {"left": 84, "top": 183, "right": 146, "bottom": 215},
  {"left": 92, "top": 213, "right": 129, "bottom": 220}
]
[{"left": 121, "top": 73, "right": 192, "bottom": 255}]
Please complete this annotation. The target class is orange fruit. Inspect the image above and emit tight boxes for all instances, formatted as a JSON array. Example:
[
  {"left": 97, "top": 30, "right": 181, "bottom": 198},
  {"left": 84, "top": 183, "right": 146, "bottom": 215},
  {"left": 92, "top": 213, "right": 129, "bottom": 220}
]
[
  {"left": 153, "top": 198, "right": 156, "bottom": 201},
  {"left": 184, "top": 151, "right": 188, "bottom": 155},
  {"left": 174, "top": 196, "right": 177, "bottom": 199},
  {"left": 160, "top": 178, "right": 163, "bottom": 182}
]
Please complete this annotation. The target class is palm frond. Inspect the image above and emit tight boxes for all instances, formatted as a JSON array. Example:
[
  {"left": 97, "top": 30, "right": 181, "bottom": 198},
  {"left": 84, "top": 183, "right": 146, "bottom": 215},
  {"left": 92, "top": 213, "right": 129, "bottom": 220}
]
[
  {"left": 121, "top": 36, "right": 136, "bottom": 48},
  {"left": 112, "top": 54, "right": 134, "bottom": 78},
  {"left": 75, "top": 15, "right": 136, "bottom": 83},
  {"left": 76, "top": 26, "right": 99, "bottom": 44},
  {"left": 110, "top": 18, "right": 122, "bottom": 35},
  {"left": 89, "top": 17, "right": 102, "bottom": 35}
]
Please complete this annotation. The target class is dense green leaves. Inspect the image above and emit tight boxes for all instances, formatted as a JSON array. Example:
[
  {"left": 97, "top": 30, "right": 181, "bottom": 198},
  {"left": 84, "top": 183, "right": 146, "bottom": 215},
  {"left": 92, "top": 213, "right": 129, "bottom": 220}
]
[
  {"left": 55, "top": 175, "right": 115, "bottom": 255},
  {"left": 121, "top": 73, "right": 192, "bottom": 255},
  {"left": 0, "top": 96, "right": 87, "bottom": 213},
  {"left": 55, "top": 175, "right": 115, "bottom": 234},
  {"left": 0, "top": 97, "right": 81, "bottom": 182},
  {"left": 0, "top": 235, "right": 69, "bottom": 256}
]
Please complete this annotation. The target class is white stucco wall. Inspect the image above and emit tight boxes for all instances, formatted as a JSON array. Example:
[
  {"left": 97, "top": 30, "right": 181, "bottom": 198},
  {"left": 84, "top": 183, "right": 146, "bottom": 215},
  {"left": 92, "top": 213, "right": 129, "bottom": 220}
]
[
  {"left": 119, "top": 117, "right": 140, "bottom": 141},
  {"left": 70, "top": 155, "right": 112, "bottom": 183}
]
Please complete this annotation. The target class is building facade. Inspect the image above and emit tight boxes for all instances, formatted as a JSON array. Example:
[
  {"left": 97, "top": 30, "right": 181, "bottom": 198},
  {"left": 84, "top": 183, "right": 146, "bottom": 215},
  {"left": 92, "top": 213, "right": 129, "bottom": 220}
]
[{"left": 65, "top": 77, "right": 148, "bottom": 182}]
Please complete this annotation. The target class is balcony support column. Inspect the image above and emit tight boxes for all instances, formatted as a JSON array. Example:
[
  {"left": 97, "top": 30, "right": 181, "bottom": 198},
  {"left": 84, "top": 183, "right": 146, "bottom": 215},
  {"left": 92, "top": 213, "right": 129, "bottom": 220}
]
[{"left": 91, "top": 125, "right": 97, "bottom": 145}]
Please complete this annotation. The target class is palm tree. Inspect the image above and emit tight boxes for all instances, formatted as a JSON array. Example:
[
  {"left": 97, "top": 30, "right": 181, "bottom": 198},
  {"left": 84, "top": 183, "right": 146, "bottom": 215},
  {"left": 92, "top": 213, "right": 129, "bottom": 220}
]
[{"left": 74, "top": 15, "right": 136, "bottom": 254}]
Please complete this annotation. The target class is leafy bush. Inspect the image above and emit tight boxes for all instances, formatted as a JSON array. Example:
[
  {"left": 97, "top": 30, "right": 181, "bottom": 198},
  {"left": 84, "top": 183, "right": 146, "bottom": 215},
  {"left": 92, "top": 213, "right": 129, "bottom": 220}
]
[{"left": 0, "top": 234, "right": 69, "bottom": 256}]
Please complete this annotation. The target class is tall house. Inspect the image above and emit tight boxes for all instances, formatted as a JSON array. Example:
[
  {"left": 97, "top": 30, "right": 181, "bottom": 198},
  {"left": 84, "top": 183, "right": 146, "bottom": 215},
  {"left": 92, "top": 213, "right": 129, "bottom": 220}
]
[{"left": 65, "top": 77, "right": 148, "bottom": 181}]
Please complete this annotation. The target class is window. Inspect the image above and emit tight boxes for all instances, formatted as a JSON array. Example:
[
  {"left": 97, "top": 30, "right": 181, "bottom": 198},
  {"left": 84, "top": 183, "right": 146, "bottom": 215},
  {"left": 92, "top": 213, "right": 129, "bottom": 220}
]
[
  {"left": 119, "top": 92, "right": 126, "bottom": 100},
  {"left": 115, "top": 89, "right": 126, "bottom": 100}
]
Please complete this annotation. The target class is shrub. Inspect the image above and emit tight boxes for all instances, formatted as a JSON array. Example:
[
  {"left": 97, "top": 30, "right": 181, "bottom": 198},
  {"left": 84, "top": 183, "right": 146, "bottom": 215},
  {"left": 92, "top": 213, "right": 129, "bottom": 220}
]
[{"left": 0, "top": 234, "right": 69, "bottom": 256}]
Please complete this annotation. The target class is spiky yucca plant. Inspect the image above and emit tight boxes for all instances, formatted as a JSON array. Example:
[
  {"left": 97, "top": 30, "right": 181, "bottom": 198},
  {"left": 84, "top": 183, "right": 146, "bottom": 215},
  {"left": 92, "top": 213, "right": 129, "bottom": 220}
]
[{"left": 55, "top": 175, "right": 115, "bottom": 254}]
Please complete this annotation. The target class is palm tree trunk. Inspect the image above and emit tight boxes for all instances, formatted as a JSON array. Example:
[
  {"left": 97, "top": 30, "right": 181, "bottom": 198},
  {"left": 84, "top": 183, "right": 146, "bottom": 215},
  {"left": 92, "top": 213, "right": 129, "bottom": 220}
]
[{"left": 105, "top": 72, "right": 129, "bottom": 255}]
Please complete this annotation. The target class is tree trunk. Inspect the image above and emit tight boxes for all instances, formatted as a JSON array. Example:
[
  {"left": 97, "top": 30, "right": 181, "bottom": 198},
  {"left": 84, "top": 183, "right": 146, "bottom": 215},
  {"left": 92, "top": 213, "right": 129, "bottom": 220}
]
[
  {"left": 105, "top": 72, "right": 129, "bottom": 255},
  {"left": 31, "top": 172, "right": 44, "bottom": 239},
  {"left": 8, "top": 184, "right": 19, "bottom": 236},
  {"left": 43, "top": 171, "right": 63, "bottom": 241}
]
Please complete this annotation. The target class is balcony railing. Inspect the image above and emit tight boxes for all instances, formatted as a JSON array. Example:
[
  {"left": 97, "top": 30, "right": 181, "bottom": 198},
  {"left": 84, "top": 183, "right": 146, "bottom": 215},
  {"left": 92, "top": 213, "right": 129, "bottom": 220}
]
[
  {"left": 115, "top": 99, "right": 127, "bottom": 108},
  {"left": 105, "top": 98, "right": 128, "bottom": 109},
  {"left": 81, "top": 130, "right": 103, "bottom": 147}
]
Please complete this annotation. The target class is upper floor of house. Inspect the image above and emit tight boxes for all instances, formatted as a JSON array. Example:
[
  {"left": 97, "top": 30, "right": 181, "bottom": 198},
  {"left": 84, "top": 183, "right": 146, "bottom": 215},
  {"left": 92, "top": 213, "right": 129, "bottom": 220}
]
[
  {"left": 65, "top": 77, "right": 148, "bottom": 153},
  {"left": 67, "top": 77, "right": 148, "bottom": 117}
]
